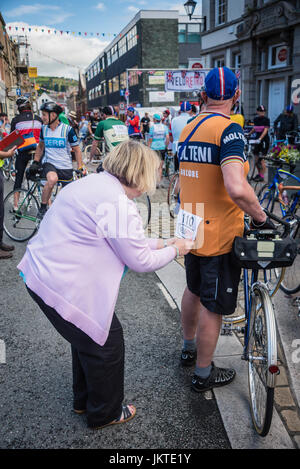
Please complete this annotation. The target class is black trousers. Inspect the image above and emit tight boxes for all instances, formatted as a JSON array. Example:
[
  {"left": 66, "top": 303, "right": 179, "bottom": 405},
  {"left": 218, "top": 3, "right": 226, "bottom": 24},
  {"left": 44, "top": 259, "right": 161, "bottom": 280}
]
[
  {"left": 26, "top": 287, "right": 124, "bottom": 428},
  {"left": 14, "top": 150, "right": 33, "bottom": 191},
  {"left": 0, "top": 170, "right": 3, "bottom": 243}
]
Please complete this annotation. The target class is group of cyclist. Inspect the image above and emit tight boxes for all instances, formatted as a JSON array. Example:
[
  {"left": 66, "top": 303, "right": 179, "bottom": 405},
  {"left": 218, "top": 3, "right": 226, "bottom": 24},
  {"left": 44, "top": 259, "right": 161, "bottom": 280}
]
[{"left": 1, "top": 66, "right": 300, "bottom": 427}]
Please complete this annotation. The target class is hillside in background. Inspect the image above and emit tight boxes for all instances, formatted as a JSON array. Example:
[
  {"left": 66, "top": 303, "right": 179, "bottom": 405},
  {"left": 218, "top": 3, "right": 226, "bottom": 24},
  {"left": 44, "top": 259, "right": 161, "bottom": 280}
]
[{"left": 35, "top": 76, "right": 78, "bottom": 93}]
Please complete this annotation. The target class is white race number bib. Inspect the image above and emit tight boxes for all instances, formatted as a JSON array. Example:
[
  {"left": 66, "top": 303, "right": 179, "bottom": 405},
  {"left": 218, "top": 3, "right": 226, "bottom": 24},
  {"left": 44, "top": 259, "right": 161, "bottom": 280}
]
[{"left": 175, "top": 209, "right": 203, "bottom": 241}]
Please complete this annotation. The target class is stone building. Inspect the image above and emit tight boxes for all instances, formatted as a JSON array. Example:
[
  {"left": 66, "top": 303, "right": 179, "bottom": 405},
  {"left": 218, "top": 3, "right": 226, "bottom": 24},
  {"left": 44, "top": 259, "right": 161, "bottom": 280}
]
[
  {"left": 200, "top": 0, "right": 300, "bottom": 123},
  {"left": 0, "top": 14, "right": 30, "bottom": 120},
  {"left": 85, "top": 10, "right": 205, "bottom": 110}
]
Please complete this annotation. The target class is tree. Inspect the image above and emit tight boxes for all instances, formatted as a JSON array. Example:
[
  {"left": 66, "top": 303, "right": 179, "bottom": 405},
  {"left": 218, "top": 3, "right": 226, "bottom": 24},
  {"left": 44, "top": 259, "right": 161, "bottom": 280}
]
[{"left": 54, "top": 83, "right": 59, "bottom": 92}]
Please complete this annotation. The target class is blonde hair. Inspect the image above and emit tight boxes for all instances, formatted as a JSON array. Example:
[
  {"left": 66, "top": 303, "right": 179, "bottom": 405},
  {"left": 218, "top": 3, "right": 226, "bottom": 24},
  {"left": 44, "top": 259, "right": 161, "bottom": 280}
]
[{"left": 102, "top": 140, "right": 161, "bottom": 195}]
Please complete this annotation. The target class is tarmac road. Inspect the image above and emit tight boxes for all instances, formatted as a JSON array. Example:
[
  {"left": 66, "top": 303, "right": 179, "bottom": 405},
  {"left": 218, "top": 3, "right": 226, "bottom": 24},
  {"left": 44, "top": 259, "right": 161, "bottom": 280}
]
[{"left": 0, "top": 236, "right": 230, "bottom": 449}]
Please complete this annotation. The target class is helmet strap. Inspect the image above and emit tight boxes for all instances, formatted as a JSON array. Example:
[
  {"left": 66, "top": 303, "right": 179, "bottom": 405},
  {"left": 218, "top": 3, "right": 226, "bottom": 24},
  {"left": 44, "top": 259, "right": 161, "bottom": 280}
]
[{"left": 47, "top": 112, "right": 59, "bottom": 128}]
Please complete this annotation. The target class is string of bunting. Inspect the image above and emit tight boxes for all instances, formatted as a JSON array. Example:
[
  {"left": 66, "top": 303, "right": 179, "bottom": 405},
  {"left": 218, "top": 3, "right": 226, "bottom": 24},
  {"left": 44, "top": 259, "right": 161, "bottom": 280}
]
[
  {"left": 4, "top": 24, "right": 121, "bottom": 39},
  {"left": 30, "top": 47, "right": 81, "bottom": 70}
]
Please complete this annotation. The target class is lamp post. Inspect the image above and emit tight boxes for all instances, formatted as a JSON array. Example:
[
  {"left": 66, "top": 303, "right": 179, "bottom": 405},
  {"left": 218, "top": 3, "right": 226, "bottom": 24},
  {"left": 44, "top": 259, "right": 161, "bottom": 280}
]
[{"left": 184, "top": 0, "right": 197, "bottom": 21}]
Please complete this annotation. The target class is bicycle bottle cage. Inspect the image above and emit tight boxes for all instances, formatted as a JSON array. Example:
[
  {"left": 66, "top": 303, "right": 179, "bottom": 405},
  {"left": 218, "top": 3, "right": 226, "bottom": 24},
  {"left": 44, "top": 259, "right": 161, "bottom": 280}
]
[{"left": 232, "top": 233, "right": 297, "bottom": 270}]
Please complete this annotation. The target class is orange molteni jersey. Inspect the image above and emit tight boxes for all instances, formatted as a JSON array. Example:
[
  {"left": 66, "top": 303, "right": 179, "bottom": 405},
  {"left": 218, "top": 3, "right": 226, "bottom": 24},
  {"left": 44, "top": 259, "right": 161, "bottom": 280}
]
[{"left": 178, "top": 112, "right": 249, "bottom": 257}]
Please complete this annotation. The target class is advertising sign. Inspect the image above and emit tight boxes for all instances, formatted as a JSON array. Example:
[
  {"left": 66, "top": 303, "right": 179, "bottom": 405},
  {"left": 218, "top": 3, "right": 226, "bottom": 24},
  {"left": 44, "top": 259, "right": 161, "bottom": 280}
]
[
  {"left": 28, "top": 67, "right": 38, "bottom": 78},
  {"left": 165, "top": 70, "right": 209, "bottom": 92},
  {"left": 149, "top": 71, "right": 165, "bottom": 85},
  {"left": 149, "top": 91, "right": 175, "bottom": 103}
]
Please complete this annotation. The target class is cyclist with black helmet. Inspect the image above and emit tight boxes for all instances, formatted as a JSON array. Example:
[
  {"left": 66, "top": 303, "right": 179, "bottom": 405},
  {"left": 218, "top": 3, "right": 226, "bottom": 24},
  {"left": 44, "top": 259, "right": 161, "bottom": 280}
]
[
  {"left": 10, "top": 96, "right": 43, "bottom": 211},
  {"left": 29, "top": 102, "right": 84, "bottom": 220}
]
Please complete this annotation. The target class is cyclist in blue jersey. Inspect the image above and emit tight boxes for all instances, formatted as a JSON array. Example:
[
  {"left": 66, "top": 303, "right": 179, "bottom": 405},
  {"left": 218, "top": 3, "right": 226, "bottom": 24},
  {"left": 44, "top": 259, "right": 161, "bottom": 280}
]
[{"left": 29, "top": 102, "right": 85, "bottom": 220}]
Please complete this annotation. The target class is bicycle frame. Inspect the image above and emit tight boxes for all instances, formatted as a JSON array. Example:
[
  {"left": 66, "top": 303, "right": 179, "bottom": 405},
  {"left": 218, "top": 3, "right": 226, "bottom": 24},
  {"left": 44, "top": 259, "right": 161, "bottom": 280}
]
[{"left": 260, "top": 168, "right": 300, "bottom": 217}]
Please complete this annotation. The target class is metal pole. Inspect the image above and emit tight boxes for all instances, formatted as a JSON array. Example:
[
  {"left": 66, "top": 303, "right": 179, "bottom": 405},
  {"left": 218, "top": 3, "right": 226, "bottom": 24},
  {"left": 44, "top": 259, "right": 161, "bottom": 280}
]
[{"left": 126, "top": 69, "right": 129, "bottom": 108}]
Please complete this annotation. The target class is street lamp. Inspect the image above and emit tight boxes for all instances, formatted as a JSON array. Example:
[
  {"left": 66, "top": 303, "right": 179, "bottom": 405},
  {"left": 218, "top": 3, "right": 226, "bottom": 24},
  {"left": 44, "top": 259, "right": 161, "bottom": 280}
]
[{"left": 184, "top": 0, "right": 197, "bottom": 20}]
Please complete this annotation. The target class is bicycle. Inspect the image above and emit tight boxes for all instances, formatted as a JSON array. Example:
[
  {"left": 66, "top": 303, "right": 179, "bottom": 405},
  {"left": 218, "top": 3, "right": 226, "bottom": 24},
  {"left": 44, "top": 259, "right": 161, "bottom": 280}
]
[
  {"left": 167, "top": 171, "right": 180, "bottom": 219},
  {"left": 2, "top": 153, "right": 16, "bottom": 182},
  {"left": 163, "top": 151, "right": 176, "bottom": 180},
  {"left": 258, "top": 157, "right": 300, "bottom": 217},
  {"left": 3, "top": 169, "right": 85, "bottom": 242},
  {"left": 222, "top": 210, "right": 297, "bottom": 436},
  {"left": 84, "top": 138, "right": 105, "bottom": 164}
]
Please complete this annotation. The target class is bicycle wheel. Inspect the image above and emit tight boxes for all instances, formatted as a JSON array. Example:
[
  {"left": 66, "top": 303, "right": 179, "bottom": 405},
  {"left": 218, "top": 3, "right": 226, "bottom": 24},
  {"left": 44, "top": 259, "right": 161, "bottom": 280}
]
[
  {"left": 248, "top": 283, "right": 277, "bottom": 437},
  {"left": 279, "top": 219, "right": 300, "bottom": 295},
  {"left": 247, "top": 153, "right": 256, "bottom": 185},
  {"left": 134, "top": 193, "right": 151, "bottom": 229},
  {"left": 258, "top": 184, "right": 276, "bottom": 213},
  {"left": 167, "top": 172, "right": 180, "bottom": 219},
  {"left": 3, "top": 189, "right": 40, "bottom": 242},
  {"left": 2, "top": 159, "right": 11, "bottom": 181},
  {"left": 84, "top": 145, "right": 102, "bottom": 164}
]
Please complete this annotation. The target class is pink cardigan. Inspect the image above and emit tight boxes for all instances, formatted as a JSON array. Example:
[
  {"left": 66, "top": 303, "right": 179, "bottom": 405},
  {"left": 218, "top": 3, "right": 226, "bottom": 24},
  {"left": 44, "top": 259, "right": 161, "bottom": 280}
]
[{"left": 18, "top": 172, "right": 176, "bottom": 346}]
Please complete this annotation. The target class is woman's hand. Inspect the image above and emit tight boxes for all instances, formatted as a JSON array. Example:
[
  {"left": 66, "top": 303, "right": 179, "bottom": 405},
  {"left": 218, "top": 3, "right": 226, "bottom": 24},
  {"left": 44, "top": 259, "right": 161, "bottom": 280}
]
[
  {"left": 172, "top": 238, "right": 194, "bottom": 257},
  {"left": 0, "top": 146, "right": 17, "bottom": 159}
]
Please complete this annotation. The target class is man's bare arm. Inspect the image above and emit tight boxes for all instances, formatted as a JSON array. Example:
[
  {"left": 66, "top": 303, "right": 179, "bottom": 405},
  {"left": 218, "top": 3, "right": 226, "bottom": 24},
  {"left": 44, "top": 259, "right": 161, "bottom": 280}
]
[
  {"left": 34, "top": 141, "right": 45, "bottom": 162},
  {"left": 222, "top": 162, "right": 266, "bottom": 223}
]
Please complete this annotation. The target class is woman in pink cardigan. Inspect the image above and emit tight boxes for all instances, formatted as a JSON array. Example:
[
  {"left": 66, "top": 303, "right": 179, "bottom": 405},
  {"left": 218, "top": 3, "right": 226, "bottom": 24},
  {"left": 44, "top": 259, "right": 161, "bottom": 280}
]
[{"left": 18, "top": 140, "right": 192, "bottom": 429}]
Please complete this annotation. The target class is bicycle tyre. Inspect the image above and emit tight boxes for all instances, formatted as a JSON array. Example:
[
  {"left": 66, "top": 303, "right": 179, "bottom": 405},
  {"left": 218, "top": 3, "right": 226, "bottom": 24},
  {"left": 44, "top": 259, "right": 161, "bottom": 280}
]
[
  {"left": 84, "top": 145, "right": 102, "bottom": 164},
  {"left": 167, "top": 173, "right": 180, "bottom": 219},
  {"left": 279, "top": 218, "right": 300, "bottom": 295},
  {"left": 248, "top": 283, "right": 277, "bottom": 437},
  {"left": 258, "top": 184, "right": 276, "bottom": 213},
  {"left": 3, "top": 189, "right": 40, "bottom": 242},
  {"left": 134, "top": 194, "right": 151, "bottom": 229}
]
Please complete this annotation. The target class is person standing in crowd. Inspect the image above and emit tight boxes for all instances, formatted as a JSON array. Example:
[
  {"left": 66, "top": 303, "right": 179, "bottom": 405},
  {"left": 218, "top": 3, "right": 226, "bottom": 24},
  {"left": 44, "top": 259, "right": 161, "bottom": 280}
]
[
  {"left": 248, "top": 105, "right": 270, "bottom": 182},
  {"left": 90, "top": 106, "right": 129, "bottom": 160},
  {"left": 178, "top": 67, "right": 274, "bottom": 394},
  {"left": 18, "top": 139, "right": 193, "bottom": 429},
  {"left": 170, "top": 101, "right": 193, "bottom": 171},
  {"left": 127, "top": 107, "right": 141, "bottom": 139},
  {"left": 162, "top": 109, "right": 171, "bottom": 127},
  {"left": 230, "top": 102, "right": 245, "bottom": 128},
  {"left": 89, "top": 111, "right": 101, "bottom": 136},
  {"left": 0, "top": 114, "right": 11, "bottom": 137},
  {"left": 0, "top": 146, "right": 17, "bottom": 259},
  {"left": 141, "top": 112, "right": 150, "bottom": 140},
  {"left": 79, "top": 115, "right": 91, "bottom": 149},
  {"left": 68, "top": 111, "right": 79, "bottom": 135},
  {"left": 147, "top": 113, "right": 169, "bottom": 161},
  {"left": 10, "top": 97, "right": 43, "bottom": 212},
  {"left": 274, "top": 105, "right": 299, "bottom": 144}
]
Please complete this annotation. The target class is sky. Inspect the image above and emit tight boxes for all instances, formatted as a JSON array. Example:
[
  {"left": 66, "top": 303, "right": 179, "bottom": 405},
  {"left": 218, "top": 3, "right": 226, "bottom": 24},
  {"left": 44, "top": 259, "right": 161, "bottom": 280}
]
[{"left": 2, "top": 1, "right": 203, "bottom": 79}]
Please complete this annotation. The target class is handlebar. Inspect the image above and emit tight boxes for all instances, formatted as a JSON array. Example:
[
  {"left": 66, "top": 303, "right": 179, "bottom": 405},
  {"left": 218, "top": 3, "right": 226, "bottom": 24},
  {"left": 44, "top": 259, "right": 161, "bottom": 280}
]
[{"left": 264, "top": 209, "right": 296, "bottom": 238}]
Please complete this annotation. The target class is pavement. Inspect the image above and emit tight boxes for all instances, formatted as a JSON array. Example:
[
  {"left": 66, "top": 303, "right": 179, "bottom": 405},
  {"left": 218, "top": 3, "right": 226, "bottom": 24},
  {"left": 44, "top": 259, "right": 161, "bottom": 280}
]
[{"left": 1, "top": 173, "right": 299, "bottom": 449}]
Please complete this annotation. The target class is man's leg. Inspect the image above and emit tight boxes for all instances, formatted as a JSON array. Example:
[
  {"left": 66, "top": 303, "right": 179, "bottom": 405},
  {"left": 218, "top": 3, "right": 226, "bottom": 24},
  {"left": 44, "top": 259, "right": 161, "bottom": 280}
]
[
  {"left": 41, "top": 171, "right": 58, "bottom": 205},
  {"left": 195, "top": 303, "right": 223, "bottom": 368}
]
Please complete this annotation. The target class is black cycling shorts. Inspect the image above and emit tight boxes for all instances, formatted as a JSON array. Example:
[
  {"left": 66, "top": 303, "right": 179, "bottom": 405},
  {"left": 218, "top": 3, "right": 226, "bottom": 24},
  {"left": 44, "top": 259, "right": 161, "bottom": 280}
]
[
  {"left": 184, "top": 253, "right": 241, "bottom": 316},
  {"left": 42, "top": 163, "right": 73, "bottom": 187},
  {"left": 253, "top": 138, "right": 270, "bottom": 156}
]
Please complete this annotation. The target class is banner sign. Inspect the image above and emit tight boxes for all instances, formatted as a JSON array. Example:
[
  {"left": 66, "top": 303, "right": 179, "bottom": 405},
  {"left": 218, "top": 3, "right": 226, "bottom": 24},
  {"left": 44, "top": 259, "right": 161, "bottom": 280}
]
[
  {"left": 149, "top": 71, "right": 165, "bottom": 85},
  {"left": 165, "top": 70, "right": 209, "bottom": 92},
  {"left": 149, "top": 91, "right": 174, "bottom": 103},
  {"left": 28, "top": 67, "right": 38, "bottom": 78}
]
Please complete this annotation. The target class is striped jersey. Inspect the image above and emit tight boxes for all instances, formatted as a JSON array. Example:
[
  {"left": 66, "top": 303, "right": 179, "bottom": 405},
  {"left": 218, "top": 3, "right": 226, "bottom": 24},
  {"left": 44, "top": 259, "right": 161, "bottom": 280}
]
[
  {"left": 10, "top": 111, "right": 42, "bottom": 153},
  {"left": 178, "top": 111, "right": 248, "bottom": 257},
  {"left": 40, "top": 122, "right": 79, "bottom": 170}
]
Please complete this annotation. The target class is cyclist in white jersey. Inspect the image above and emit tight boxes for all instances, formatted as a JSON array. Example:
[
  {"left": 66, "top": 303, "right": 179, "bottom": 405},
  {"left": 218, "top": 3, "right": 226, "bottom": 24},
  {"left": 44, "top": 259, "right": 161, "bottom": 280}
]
[{"left": 29, "top": 102, "right": 84, "bottom": 220}]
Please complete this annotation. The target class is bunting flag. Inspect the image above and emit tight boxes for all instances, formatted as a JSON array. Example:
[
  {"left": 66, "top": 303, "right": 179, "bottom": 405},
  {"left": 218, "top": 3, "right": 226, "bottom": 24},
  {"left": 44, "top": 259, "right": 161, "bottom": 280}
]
[{"left": 5, "top": 24, "right": 119, "bottom": 38}]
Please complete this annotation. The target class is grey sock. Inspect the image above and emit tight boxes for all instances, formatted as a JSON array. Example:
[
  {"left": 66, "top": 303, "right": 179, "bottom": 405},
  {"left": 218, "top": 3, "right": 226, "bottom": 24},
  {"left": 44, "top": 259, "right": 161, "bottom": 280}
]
[
  {"left": 195, "top": 365, "right": 212, "bottom": 380},
  {"left": 183, "top": 339, "right": 196, "bottom": 352}
]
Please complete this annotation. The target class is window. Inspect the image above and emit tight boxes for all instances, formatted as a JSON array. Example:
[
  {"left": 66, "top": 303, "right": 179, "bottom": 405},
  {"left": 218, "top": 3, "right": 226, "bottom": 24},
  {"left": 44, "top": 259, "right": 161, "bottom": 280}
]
[
  {"left": 214, "top": 57, "right": 225, "bottom": 68},
  {"left": 268, "top": 44, "right": 288, "bottom": 69},
  {"left": 120, "top": 71, "right": 127, "bottom": 89},
  {"left": 107, "top": 50, "right": 112, "bottom": 67},
  {"left": 178, "top": 23, "right": 201, "bottom": 43},
  {"left": 178, "top": 24, "right": 186, "bottom": 43},
  {"left": 129, "top": 66, "right": 139, "bottom": 87},
  {"left": 108, "top": 79, "right": 113, "bottom": 94},
  {"left": 112, "top": 76, "right": 119, "bottom": 92},
  {"left": 111, "top": 44, "right": 118, "bottom": 63},
  {"left": 101, "top": 57, "right": 105, "bottom": 71},
  {"left": 101, "top": 81, "right": 106, "bottom": 96},
  {"left": 233, "top": 53, "right": 241, "bottom": 70},
  {"left": 119, "top": 37, "right": 127, "bottom": 57},
  {"left": 127, "top": 26, "right": 137, "bottom": 51},
  {"left": 187, "top": 24, "right": 201, "bottom": 43},
  {"left": 215, "top": 0, "right": 227, "bottom": 26}
]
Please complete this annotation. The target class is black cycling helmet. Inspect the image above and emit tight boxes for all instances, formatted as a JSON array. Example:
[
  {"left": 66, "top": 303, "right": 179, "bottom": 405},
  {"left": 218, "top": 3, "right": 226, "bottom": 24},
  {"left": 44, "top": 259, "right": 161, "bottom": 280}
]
[
  {"left": 40, "top": 101, "right": 63, "bottom": 126},
  {"left": 16, "top": 96, "right": 31, "bottom": 111}
]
